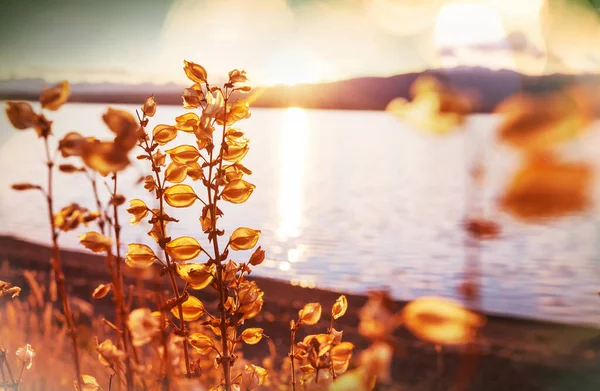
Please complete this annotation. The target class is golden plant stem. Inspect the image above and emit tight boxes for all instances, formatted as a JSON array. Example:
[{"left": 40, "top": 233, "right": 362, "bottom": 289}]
[
  {"left": 289, "top": 326, "right": 297, "bottom": 391},
  {"left": 0, "top": 362, "right": 6, "bottom": 390},
  {"left": 155, "top": 285, "right": 172, "bottom": 390},
  {"left": 149, "top": 153, "right": 192, "bottom": 377},
  {"left": 43, "top": 137, "right": 83, "bottom": 389},
  {"left": 329, "top": 318, "right": 337, "bottom": 381},
  {"left": 0, "top": 349, "right": 13, "bottom": 390},
  {"left": 207, "top": 97, "right": 232, "bottom": 391},
  {"left": 88, "top": 174, "right": 105, "bottom": 235},
  {"left": 110, "top": 173, "right": 135, "bottom": 391}
]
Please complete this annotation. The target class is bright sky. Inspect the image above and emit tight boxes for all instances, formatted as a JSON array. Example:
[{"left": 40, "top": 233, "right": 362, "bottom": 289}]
[{"left": 0, "top": 0, "right": 598, "bottom": 85}]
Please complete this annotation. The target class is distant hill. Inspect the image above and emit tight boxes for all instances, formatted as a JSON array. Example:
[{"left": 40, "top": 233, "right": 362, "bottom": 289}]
[{"left": 1, "top": 67, "right": 598, "bottom": 113}]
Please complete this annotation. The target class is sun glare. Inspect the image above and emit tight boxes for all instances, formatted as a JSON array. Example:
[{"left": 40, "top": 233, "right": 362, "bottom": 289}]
[
  {"left": 434, "top": 2, "right": 516, "bottom": 70},
  {"left": 264, "top": 49, "right": 325, "bottom": 86},
  {"left": 277, "top": 107, "right": 309, "bottom": 240},
  {"left": 435, "top": 3, "right": 507, "bottom": 48}
]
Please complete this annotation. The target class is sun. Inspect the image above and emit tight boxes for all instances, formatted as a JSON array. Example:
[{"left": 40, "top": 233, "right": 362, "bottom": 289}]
[
  {"left": 434, "top": 3, "right": 507, "bottom": 48},
  {"left": 434, "top": 2, "right": 517, "bottom": 69},
  {"left": 264, "top": 48, "right": 325, "bottom": 86}
]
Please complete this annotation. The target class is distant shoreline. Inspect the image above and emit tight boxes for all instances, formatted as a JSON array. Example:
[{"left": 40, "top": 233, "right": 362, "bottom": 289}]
[{"left": 2, "top": 67, "right": 599, "bottom": 114}]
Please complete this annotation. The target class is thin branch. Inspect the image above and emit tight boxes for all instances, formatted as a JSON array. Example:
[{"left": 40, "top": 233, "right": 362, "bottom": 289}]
[{"left": 43, "top": 136, "right": 83, "bottom": 388}]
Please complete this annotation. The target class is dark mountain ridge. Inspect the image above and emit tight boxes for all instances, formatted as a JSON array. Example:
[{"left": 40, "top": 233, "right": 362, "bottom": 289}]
[{"left": 1, "top": 67, "right": 598, "bottom": 113}]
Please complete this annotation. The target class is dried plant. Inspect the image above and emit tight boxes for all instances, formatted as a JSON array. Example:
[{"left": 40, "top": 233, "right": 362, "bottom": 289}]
[
  {"left": 7, "top": 85, "right": 85, "bottom": 387},
  {"left": 3, "top": 63, "right": 597, "bottom": 391}
]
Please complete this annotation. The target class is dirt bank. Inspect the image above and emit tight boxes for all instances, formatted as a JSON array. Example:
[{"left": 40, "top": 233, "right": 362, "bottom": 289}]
[{"left": 1, "top": 235, "right": 599, "bottom": 390}]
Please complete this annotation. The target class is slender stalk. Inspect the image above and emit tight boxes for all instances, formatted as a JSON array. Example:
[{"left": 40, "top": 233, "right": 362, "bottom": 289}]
[
  {"left": 43, "top": 136, "right": 83, "bottom": 388},
  {"left": 2, "top": 352, "right": 15, "bottom": 387},
  {"left": 328, "top": 317, "right": 337, "bottom": 381},
  {"left": 289, "top": 324, "right": 297, "bottom": 391},
  {"left": 88, "top": 172, "right": 106, "bottom": 235},
  {"left": 16, "top": 363, "right": 24, "bottom": 386},
  {"left": 143, "top": 138, "right": 192, "bottom": 377},
  {"left": 0, "top": 352, "right": 9, "bottom": 391},
  {"left": 110, "top": 173, "right": 135, "bottom": 391},
  {"left": 208, "top": 93, "right": 232, "bottom": 390}
]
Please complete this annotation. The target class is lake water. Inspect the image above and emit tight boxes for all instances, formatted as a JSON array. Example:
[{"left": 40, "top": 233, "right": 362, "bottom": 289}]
[{"left": 1, "top": 102, "right": 600, "bottom": 326}]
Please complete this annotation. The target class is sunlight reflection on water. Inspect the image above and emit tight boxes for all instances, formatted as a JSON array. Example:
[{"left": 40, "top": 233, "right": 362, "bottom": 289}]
[
  {"left": 1, "top": 103, "right": 599, "bottom": 325},
  {"left": 277, "top": 107, "right": 309, "bottom": 241}
]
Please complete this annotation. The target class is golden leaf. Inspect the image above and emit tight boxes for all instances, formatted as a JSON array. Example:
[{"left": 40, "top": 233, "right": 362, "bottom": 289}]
[
  {"left": 217, "top": 98, "right": 251, "bottom": 126},
  {"left": 298, "top": 303, "right": 322, "bottom": 326},
  {"left": 332, "top": 295, "right": 348, "bottom": 320},
  {"left": 176, "top": 263, "right": 214, "bottom": 290},
  {"left": 238, "top": 281, "right": 264, "bottom": 320},
  {"left": 225, "top": 128, "right": 245, "bottom": 138},
  {"left": 97, "top": 339, "right": 125, "bottom": 367},
  {"left": 58, "top": 164, "right": 84, "bottom": 174},
  {"left": 153, "top": 124, "right": 178, "bottom": 146},
  {"left": 241, "top": 364, "right": 268, "bottom": 390},
  {"left": 15, "top": 344, "right": 36, "bottom": 370},
  {"left": 496, "top": 90, "right": 593, "bottom": 151},
  {"left": 58, "top": 132, "right": 90, "bottom": 157},
  {"left": 165, "top": 145, "right": 200, "bottom": 165},
  {"left": 183, "top": 60, "right": 208, "bottom": 84},
  {"left": 223, "top": 143, "right": 249, "bottom": 163},
  {"left": 229, "top": 69, "right": 248, "bottom": 84},
  {"left": 125, "top": 243, "right": 157, "bottom": 268},
  {"left": 33, "top": 113, "right": 52, "bottom": 138},
  {"left": 387, "top": 75, "right": 471, "bottom": 134},
  {"left": 81, "top": 140, "right": 130, "bottom": 176},
  {"left": 358, "top": 292, "right": 399, "bottom": 340},
  {"left": 402, "top": 296, "right": 485, "bottom": 346},
  {"left": 142, "top": 95, "right": 157, "bottom": 117},
  {"left": 40, "top": 81, "right": 70, "bottom": 111},
  {"left": 164, "top": 184, "right": 198, "bottom": 208},
  {"left": 128, "top": 308, "right": 160, "bottom": 347},
  {"left": 172, "top": 295, "right": 204, "bottom": 322},
  {"left": 240, "top": 328, "right": 264, "bottom": 345},
  {"left": 79, "top": 232, "right": 112, "bottom": 253},
  {"left": 199, "top": 205, "right": 213, "bottom": 232},
  {"left": 188, "top": 333, "right": 214, "bottom": 354},
  {"left": 148, "top": 217, "right": 166, "bottom": 244},
  {"left": 205, "top": 90, "right": 225, "bottom": 118},
  {"left": 186, "top": 162, "right": 204, "bottom": 181},
  {"left": 229, "top": 227, "right": 261, "bottom": 251},
  {"left": 92, "top": 283, "right": 112, "bottom": 299},
  {"left": 331, "top": 342, "right": 354, "bottom": 374},
  {"left": 165, "top": 162, "right": 188, "bottom": 183},
  {"left": 5, "top": 101, "right": 38, "bottom": 129},
  {"left": 144, "top": 175, "right": 158, "bottom": 192},
  {"left": 500, "top": 155, "right": 592, "bottom": 221},
  {"left": 103, "top": 108, "right": 138, "bottom": 136},
  {"left": 126, "top": 199, "right": 149, "bottom": 225},
  {"left": 11, "top": 183, "right": 41, "bottom": 191},
  {"left": 464, "top": 218, "right": 501, "bottom": 240},
  {"left": 194, "top": 114, "right": 214, "bottom": 146},
  {"left": 329, "top": 369, "right": 374, "bottom": 391},
  {"left": 175, "top": 112, "right": 200, "bottom": 133},
  {"left": 221, "top": 179, "right": 255, "bottom": 204},
  {"left": 183, "top": 84, "right": 203, "bottom": 109},
  {"left": 359, "top": 342, "right": 393, "bottom": 384},
  {"left": 152, "top": 150, "right": 166, "bottom": 167},
  {"left": 54, "top": 203, "right": 85, "bottom": 232},
  {"left": 248, "top": 246, "right": 265, "bottom": 266},
  {"left": 75, "top": 374, "right": 102, "bottom": 391},
  {"left": 165, "top": 236, "right": 202, "bottom": 262}
]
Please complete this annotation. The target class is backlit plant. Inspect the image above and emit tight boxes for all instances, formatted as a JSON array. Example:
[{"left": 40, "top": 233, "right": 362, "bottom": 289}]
[{"left": 3, "top": 62, "right": 598, "bottom": 391}]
